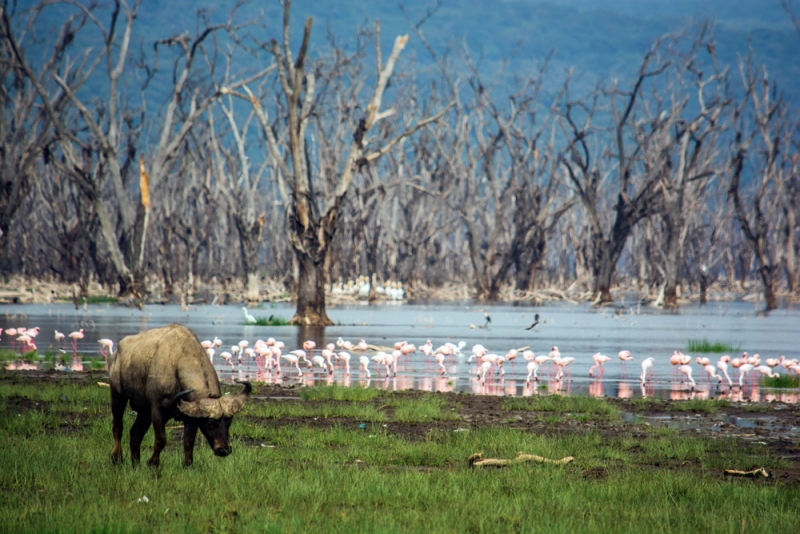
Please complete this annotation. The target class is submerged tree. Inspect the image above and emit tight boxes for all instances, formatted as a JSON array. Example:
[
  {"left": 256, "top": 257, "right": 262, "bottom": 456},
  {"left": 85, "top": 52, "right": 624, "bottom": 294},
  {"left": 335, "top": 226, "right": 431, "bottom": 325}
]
[{"left": 232, "top": 0, "right": 452, "bottom": 324}]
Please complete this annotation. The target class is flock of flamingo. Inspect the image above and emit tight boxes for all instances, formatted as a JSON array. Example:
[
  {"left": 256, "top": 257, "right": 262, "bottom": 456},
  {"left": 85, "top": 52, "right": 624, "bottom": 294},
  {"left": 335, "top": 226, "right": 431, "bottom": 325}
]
[{"left": 1, "top": 326, "right": 798, "bottom": 395}]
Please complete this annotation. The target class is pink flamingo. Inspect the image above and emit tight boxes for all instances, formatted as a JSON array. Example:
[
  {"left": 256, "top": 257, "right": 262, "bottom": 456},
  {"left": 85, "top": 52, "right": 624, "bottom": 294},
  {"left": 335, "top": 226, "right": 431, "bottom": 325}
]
[
  {"left": 670, "top": 351, "right": 684, "bottom": 379},
  {"left": 589, "top": 353, "right": 611, "bottom": 378},
  {"left": 678, "top": 364, "right": 696, "bottom": 390},
  {"left": 68, "top": 329, "right": 84, "bottom": 357},
  {"left": 716, "top": 356, "right": 733, "bottom": 387},
  {"left": 16, "top": 334, "right": 33, "bottom": 353},
  {"left": 555, "top": 357, "right": 575, "bottom": 381},
  {"left": 695, "top": 356, "right": 710, "bottom": 367},
  {"left": 618, "top": 350, "right": 633, "bottom": 375},
  {"left": 220, "top": 351, "right": 236, "bottom": 370},
  {"left": 284, "top": 351, "right": 310, "bottom": 377},
  {"left": 55, "top": 330, "right": 67, "bottom": 346},
  {"left": 754, "top": 365, "right": 779, "bottom": 380},
  {"left": 702, "top": 364, "right": 722, "bottom": 385},
  {"left": 338, "top": 352, "right": 351, "bottom": 375},
  {"left": 358, "top": 339, "right": 369, "bottom": 352},
  {"left": 478, "top": 361, "right": 493, "bottom": 383},
  {"left": 98, "top": 339, "right": 114, "bottom": 368},
  {"left": 505, "top": 349, "right": 518, "bottom": 370},
  {"left": 434, "top": 352, "right": 447, "bottom": 375},
  {"left": 737, "top": 363, "right": 754, "bottom": 387}
]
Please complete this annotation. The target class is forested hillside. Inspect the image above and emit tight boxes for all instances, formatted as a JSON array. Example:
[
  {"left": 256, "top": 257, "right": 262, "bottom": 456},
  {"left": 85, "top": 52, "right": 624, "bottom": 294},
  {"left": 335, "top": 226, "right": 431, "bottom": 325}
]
[{"left": 34, "top": 0, "right": 800, "bottom": 101}]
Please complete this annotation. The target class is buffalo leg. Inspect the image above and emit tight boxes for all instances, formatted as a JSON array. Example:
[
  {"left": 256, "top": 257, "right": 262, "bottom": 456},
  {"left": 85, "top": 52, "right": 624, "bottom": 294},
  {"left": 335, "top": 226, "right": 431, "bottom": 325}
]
[
  {"left": 182, "top": 419, "right": 199, "bottom": 467},
  {"left": 147, "top": 408, "right": 167, "bottom": 467},
  {"left": 110, "top": 390, "right": 128, "bottom": 464},
  {"left": 129, "top": 410, "right": 152, "bottom": 466}
]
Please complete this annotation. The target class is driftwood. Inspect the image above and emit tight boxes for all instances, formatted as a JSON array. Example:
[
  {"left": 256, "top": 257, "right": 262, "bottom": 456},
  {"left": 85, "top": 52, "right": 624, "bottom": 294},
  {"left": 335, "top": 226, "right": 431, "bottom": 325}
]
[
  {"left": 468, "top": 452, "right": 574, "bottom": 469},
  {"left": 723, "top": 467, "right": 769, "bottom": 478}
]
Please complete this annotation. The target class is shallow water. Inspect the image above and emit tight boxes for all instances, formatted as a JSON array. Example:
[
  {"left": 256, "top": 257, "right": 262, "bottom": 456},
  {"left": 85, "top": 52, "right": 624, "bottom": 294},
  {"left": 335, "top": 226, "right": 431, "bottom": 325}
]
[{"left": 2, "top": 300, "right": 798, "bottom": 401}]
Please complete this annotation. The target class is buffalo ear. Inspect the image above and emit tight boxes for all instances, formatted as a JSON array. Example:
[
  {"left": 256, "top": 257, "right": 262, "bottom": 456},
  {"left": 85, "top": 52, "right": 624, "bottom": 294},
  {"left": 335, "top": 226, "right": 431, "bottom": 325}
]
[{"left": 220, "top": 381, "right": 252, "bottom": 417}]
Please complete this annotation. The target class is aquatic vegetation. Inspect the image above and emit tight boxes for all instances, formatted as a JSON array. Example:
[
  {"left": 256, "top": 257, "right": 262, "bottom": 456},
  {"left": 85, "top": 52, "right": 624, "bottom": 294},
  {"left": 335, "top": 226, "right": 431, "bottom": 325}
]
[
  {"left": 246, "top": 315, "right": 290, "bottom": 326},
  {"left": 760, "top": 374, "right": 800, "bottom": 389},
  {"left": 687, "top": 339, "right": 739, "bottom": 353}
]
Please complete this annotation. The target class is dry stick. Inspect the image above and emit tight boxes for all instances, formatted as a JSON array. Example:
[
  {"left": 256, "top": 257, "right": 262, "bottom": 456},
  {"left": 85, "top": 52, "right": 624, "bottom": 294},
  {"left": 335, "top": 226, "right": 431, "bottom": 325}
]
[{"left": 468, "top": 452, "right": 575, "bottom": 469}]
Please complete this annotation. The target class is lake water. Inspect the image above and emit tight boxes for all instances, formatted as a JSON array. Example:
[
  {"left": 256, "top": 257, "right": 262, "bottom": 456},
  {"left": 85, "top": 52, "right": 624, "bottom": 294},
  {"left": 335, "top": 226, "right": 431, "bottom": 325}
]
[{"left": 2, "top": 300, "right": 798, "bottom": 402}]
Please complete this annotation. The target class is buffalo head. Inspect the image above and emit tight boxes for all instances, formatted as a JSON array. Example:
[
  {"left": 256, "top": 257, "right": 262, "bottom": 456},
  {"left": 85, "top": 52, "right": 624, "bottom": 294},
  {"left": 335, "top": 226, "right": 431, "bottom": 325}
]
[{"left": 174, "top": 381, "right": 251, "bottom": 458}]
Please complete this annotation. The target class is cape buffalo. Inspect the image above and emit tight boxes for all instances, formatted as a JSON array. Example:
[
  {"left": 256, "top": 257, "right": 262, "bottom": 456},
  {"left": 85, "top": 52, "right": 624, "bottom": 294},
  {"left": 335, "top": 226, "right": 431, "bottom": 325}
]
[{"left": 108, "top": 324, "right": 251, "bottom": 467}]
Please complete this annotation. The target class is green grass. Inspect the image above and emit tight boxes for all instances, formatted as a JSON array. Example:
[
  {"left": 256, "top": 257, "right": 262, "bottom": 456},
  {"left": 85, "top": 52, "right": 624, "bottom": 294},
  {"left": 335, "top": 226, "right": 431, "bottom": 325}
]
[
  {"left": 243, "top": 401, "right": 387, "bottom": 422},
  {"left": 502, "top": 395, "right": 618, "bottom": 417},
  {"left": 760, "top": 374, "right": 800, "bottom": 388},
  {"left": 1, "top": 377, "right": 798, "bottom": 533},
  {"left": 247, "top": 315, "right": 290, "bottom": 326},
  {"left": 630, "top": 397, "right": 663, "bottom": 410},
  {"left": 300, "top": 385, "right": 383, "bottom": 402},
  {"left": 666, "top": 399, "right": 729, "bottom": 413},
  {"left": 687, "top": 339, "right": 739, "bottom": 353},
  {"left": 389, "top": 396, "right": 461, "bottom": 423}
]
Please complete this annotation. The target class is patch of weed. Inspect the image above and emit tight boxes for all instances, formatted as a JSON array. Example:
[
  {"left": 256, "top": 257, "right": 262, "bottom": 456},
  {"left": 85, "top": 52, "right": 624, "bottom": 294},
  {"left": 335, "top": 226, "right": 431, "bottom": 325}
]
[
  {"left": 760, "top": 374, "right": 800, "bottom": 389},
  {"left": 503, "top": 395, "right": 618, "bottom": 417},
  {"left": 300, "top": 385, "right": 382, "bottom": 402},
  {"left": 687, "top": 339, "right": 738, "bottom": 353},
  {"left": 666, "top": 399, "right": 729, "bottom": 413}
]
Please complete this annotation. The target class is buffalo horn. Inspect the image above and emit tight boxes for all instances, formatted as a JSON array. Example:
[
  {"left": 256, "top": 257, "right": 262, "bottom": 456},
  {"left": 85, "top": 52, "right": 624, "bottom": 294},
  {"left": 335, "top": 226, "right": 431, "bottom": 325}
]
[{"left": 220, "top": 381, "right": 252, "bottom": 417}]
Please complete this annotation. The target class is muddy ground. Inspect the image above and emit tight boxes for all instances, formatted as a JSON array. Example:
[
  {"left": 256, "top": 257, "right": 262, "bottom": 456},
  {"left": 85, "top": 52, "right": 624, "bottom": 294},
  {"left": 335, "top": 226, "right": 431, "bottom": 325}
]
[{"left": 4, "top": 370, "right": 800, "bottom": 484}]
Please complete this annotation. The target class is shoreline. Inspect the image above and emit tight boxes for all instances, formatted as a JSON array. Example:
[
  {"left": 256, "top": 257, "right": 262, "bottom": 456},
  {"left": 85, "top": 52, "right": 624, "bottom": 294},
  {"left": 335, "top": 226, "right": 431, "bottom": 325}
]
[{"left": 1, "top": 275, "right": 797, "bottom": 308}]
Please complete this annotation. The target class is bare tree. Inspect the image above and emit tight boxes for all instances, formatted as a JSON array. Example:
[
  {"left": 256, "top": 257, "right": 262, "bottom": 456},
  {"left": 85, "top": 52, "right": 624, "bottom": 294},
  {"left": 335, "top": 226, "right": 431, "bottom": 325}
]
[
  {"left": 0, "top": 2, "right": 89, "bottom": 265},
  {"left": 232, "top": 0, "right": 452, "bottom": 324},
  {"left": 648, "top": 27, "right": 727, "bottom": 308},
  {"left": 559, "top": 36, "right": 677, "bottom": 304},
  {"left": 726, "top": 55, "right": 795, "bottom": 310}
]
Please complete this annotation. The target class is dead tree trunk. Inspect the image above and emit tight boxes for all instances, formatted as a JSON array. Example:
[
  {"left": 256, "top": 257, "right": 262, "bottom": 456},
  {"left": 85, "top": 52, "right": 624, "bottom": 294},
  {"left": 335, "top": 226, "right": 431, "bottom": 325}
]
[{"left": 234, "top": 1, "right": 451, "bottom": 324}]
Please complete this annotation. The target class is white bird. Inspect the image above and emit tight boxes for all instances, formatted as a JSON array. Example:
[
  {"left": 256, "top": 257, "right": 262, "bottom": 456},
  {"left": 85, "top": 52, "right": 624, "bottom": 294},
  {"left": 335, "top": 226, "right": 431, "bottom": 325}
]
[
  {"left": 526, "top": 361, "right": 539, "bottom": 385},
  {"left": 242, "top": 307, "right": 257, "bottom": 325},
  {"left": 678, "top": 364, "right": 696, "bottom": 390},
  {"left": 338, "top": 352, "right": 352, "bottom": 375},
  {"left": 359, "top": 355, "right": 371, "bottom": 379},
  {"left": 716, "top": 356, "right": 733, "bottom": 387},
  {"left": 220, "top": 351, "right": 235, "bottom": 370},
  {"left": 754, "top": 365, "right": 779, "bottom": 379},
  {"left": 703, "top": 364, "right": 722, "bottom": 384},
  {"left": 434, "top": 353, "right": 447, "bottom": 375},
  {"left": 283, "top": 351, "right": 308, "bottom": 377},
  {"left": 311, "top": 355, "right": 329, "bottom": 374},
  {"left": 555, "top": 357, "right": 575, "bottom": 381},
  {"left": 738, "top": 363, "right": 754, "bottom": 387},
  {"left": 640, "top": 357, "right": 655, "bottom": 384},
  {"left": 479, "top": 361, "right": 493, "bottom": 383}
]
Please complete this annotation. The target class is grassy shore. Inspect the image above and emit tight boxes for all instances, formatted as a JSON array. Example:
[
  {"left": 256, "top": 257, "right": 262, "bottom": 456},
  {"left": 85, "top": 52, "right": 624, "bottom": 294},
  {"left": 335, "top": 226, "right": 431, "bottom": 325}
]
[{"left": 1, "top": 374, "right": 798, "bottom": 533}]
